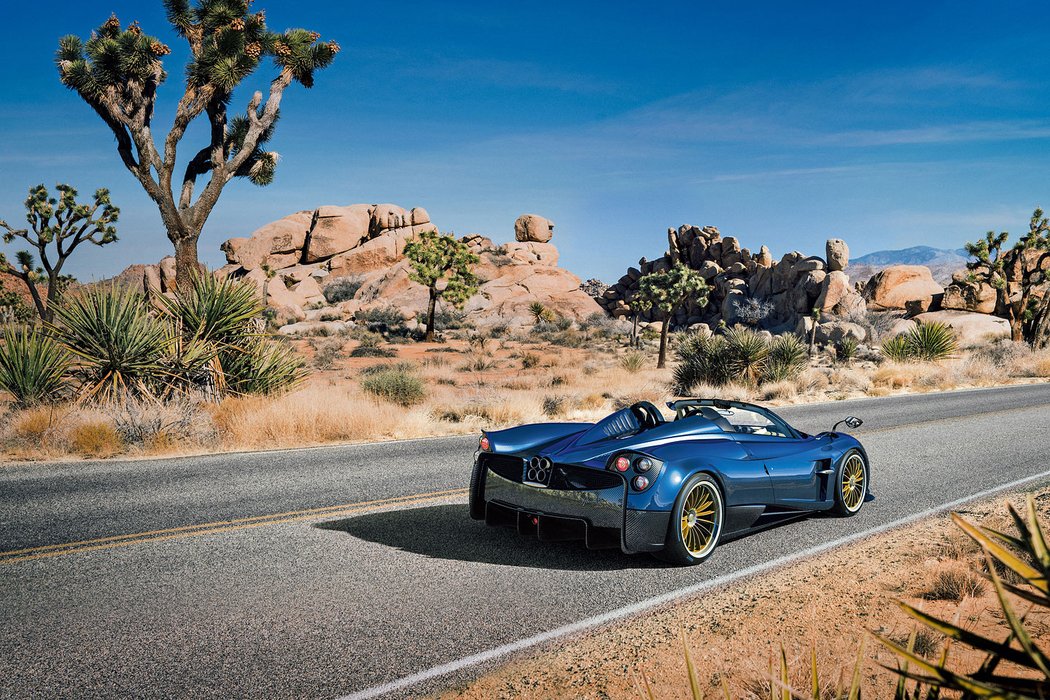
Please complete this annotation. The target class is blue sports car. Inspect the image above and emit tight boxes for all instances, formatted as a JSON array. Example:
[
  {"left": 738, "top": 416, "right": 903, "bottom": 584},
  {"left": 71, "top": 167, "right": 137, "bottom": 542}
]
[{"left": 469, "top": 399, "right": 869, "bottom": 564}]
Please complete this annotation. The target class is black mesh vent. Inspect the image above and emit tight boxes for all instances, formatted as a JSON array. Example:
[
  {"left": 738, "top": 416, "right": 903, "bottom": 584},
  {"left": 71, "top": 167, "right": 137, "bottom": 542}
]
[
  {"left": 549, "top": 464, "right": 623, "bottom": 491},
  {"left": 481, "top": 454, "right": 525, "bottom": 482}
]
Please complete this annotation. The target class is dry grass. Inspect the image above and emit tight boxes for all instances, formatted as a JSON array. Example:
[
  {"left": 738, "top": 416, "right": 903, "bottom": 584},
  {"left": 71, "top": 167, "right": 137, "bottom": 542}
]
[
  {"left": 69, "top": 420, "right": 123, "bottom": 458},
  {"left": 921, "top": 565, "right": 986, "bottom": 601}
]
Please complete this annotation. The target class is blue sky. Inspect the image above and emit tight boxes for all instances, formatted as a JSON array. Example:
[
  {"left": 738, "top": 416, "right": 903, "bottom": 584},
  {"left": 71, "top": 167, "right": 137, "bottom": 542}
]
[{"left": 2, "top": 1, "right": 1050, "bottom": 282}]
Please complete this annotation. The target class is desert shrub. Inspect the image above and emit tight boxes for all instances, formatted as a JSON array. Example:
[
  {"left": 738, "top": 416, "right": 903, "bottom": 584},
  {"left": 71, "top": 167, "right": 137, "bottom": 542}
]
[
  {"left": 529, "top": 301, "right": 556, "bottom": 324},
  {"left": 921, "top": 566, "right": 985, "bottom": 601},
  {"left": 360, "top": 363, "right": 427, "bottom": 406},
  {"left": 349, "top": 333, "right": 395, "bottom": 358},
  {"left": 69, "top": 419, "right": 123, "bottom": 457},
  {"left": 356, "top": 306, "right": 407, "bottom": 332},
  {"left": 323, "top": 276, "right": 364, "bottom": 304},
  {"left": 760, "top": 380, "right": 797, "bottom": 401},
  {"left": 732, "top": 297, "right": 775, "bottom": 327},
  {"left": 461, "top": 356, "right": 496, "bottom": 372},
  {"left": 0, "top": 326, "right": 71, "bottom": 406},
  {"left": 112, "top": 398, "right": 213, "bottom": 447},
  {"left": 971, "top": 338, "right": 1030, "bottom": 368},
  {"left": 310, "top": 338, "right": 345, "bottom": 369},
  {"left": 51, "top": 284, "right": 169, "bottom": 400},
  {"left": 553, "top": 315, "right": 573, "bottom": 331},
  {"left": 579, "top": 312, "right": 619, "bottom": 338},
  {"left": 0, "top": 290, "right": 35, "bottom": 324},
  {"left": 762, "top": 333, "right": 808, "bottom": 383},
  {"left": 880, "top": 321, "right": 958, "bottom": 362},
  {"left": 620, "top": 349, "right": 646, "bottom": 373},
  {"left": 420, "top": 308, "right": 473, "bottom": 332},
  {"left": 486, "top": 323, "right": 508, "bottom": 338},
  {"left": 542, "top": 394, "right": 566, "bottom": 417},
  {"left": 516, "top": 351, "right": 540, "bottom": 369}
]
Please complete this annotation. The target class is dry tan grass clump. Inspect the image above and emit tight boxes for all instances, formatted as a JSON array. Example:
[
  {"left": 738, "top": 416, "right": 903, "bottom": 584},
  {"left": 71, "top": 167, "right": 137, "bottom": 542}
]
[
  {"left": 921, "top": 564, "right": 986, "bottom": 601},
  {"left": 69, "top": 420, "right": 123, "bottom": 458},
  {"left": 208, "top": 385, "right": 441, "bottom": 449}
]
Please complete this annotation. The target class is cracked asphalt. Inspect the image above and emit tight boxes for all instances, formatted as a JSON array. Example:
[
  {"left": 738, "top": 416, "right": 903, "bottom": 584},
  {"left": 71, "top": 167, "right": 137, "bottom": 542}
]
[{"left": 1, "top": 383, "right": 1049, "bottom": 699}]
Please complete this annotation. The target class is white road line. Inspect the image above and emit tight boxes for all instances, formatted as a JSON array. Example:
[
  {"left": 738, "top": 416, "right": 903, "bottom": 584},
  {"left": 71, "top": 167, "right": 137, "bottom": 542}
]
[{"left": 336, "top": 466, "right": 1050, "bottom": 700}]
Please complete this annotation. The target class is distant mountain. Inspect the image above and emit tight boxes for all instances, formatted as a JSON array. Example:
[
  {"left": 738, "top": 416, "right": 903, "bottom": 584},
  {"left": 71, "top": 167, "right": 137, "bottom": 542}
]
[{"left": 849, "top": 245, "right": 971, "bottom": 285}]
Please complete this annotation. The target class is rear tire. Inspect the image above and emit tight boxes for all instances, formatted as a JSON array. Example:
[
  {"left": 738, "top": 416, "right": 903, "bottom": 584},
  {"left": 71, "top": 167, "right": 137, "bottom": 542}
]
[
  {"left": 469, "top": 458, "right": 486, "bottom": 520},
  {"left": 655, "top": 473, "right": 724, "bottom": 565},
  {"left": 832, "top": 450, "right": 867, "bottom": 517}
]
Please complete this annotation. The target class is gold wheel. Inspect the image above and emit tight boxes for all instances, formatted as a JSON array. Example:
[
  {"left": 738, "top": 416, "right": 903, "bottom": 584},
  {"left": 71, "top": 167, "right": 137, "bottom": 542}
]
[
  {"left": 679, "top": 480, "right": 721, "bottom": 558},
  {"left": 841, "top": 454, "right": 866, "bottom": 512}
]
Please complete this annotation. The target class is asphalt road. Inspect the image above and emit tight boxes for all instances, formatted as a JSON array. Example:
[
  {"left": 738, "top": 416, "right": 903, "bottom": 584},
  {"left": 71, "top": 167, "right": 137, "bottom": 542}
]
[{"left": 2, "top": 383, "right": 1050, "bottom": 699}]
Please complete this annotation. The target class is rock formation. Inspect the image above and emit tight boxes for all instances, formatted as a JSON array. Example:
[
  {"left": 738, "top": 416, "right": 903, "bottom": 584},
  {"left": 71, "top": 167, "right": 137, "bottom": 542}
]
[
  {"left": 207, "top": 204, "right": 600, "bottom": 326},
  {"left": 596, "top": 225, "right": 867, "bottom": 335},
  {"left": 862, "top": 265, "right": 943, "bottom": 312}
]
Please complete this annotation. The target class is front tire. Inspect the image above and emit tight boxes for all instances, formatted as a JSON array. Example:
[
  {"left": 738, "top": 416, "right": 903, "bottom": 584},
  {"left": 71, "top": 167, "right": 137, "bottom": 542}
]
[
  {"left": 832, "top": 450, "right": 868, "bottom": 516},
  {"left": 656, "top": 473, "right": 724, "bottom": 565}
]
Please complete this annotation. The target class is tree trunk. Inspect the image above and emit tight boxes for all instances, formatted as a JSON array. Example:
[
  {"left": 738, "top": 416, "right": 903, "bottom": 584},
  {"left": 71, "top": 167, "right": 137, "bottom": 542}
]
[
  {"left": 631, "top": 312, "right": 639, "bottom": 349},
  {"left": 173, "top": 234, "right": 202, "bottom": 293},
  {"left": 21, "top": 276, "right": 47, "bottom": 323},
  {"left": 657, "top": 319, "right": 669, "bottom": 369},
  {"left": 809, "top": 321, "right": 818, "bottom": 357},
  {"left": 424, "top": 287, "right": 438, "bottom": 342}
]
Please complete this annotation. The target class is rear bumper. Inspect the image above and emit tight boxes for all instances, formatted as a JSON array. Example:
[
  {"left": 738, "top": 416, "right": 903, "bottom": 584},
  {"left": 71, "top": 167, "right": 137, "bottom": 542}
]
[{"left": 473, "top": 465, "right": 670, "bottom": 554}]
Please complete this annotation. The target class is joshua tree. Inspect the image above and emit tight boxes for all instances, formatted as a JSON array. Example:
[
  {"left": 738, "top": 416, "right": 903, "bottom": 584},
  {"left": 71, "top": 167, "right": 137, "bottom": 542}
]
[
  {"left": 403, "top": 231, "right": 479, "bottom": 342},
  {"left": 964, "top": 209, "right": 1050, "bottom": 347},
  {"left": 635, "top": 263, "right": 709, "bottom": 369},
  {"left": 0, "top": 184, "right": 119, "bottom": 322},
  {"left": 808, "top": 306, "right": 821, "bottom": 356},
  {"left": 55, "top": 1, "right": 339, "bottom": 290}
]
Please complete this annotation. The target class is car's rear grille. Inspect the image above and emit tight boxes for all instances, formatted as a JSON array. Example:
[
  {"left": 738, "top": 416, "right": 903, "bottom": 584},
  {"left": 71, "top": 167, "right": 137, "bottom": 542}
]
[
  {"left": 550, "top": 465, "right": 623, "bottom": 491},
  {"left": 481, "top": 454, "right": 525, "bottom": 481},
  {"left": 481, "top": 454, "right": 622, "bottom": 491}
]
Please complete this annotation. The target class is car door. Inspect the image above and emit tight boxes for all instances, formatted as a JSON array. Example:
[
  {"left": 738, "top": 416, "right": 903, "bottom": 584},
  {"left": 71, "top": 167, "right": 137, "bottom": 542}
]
[{"left": 734, "top": 433, "right": 837, "bottom": 506}]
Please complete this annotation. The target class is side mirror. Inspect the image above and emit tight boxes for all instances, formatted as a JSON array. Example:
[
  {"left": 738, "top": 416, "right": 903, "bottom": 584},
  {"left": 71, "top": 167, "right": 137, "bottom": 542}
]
[{"left": 831, "top": 416, "right": 863, "bottom": 433}]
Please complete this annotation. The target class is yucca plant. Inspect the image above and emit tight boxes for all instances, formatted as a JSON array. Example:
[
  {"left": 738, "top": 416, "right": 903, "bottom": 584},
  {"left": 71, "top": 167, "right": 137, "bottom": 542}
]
[
  {"left": 220, "top": 337, "right": 307, "bottom": 396},
  {"left": 0, "top": 326, "right": 71, "bottom": 406},
  {"left": 673, "top": 332, "right": 731, "bottom": 393},
  {"left": 50, "top": 284, "right": 169, "bottom": 400},
  {"left": 724, "top": 325, "right": 769, "bottom": 386},
  {"left": 836, "top": 337, "right": 859, "bottom": 364},
  {"left": 879, "top": 494, "right": 1050, "bottom": 698},
  {"left": 881, "top": 333, "right": 914, "bottom": 362},
  {"left": 762, "top": 333, "right": 809, "bottom": 383},
  {"left": 620, "top": 349, "right": 646, "bottom": 373},
  {"left": 907, "top": 322, "right": 958, "bottom": 361}
]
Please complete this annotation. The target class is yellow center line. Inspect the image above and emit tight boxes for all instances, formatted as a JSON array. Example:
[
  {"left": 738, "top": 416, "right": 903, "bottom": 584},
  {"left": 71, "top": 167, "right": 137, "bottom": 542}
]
[{"left": 0, "top": 488, "right": 468, "bottom": 565}]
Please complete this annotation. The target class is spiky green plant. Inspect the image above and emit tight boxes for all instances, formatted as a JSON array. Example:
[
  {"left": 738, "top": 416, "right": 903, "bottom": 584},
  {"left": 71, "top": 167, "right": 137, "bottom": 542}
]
[
  {"left": 220, "top": 336, "right": 307, "bottom": 396},
  {"left": 620, "top": 349, "right": 646, "bottom": 373},
  {"left": 724, "top": 325, "right": 769, "bottom": 386},
  {"left": 907, "top": 322, "right": 958, "bottom": 361},
  {"left": 836, "top": 337, "right": 859, "bottom": 364},
  {"left": 635, "top": 264, "right": 710, "bottom": 368},
  {"left": 0, "top": 326, "right": 71, "bottom": 406},
  {"left": 762, "top": 333, "right": 809, "bottom": 383},
  {"left": 50, "top": 284, "right": 169, "bottom": 400},
  {"left": 160, "top": 274, "right": 262, "bottom": 347},
  {"left": 881, "top": 333, "right": 914, "bottom": 362},
  {"left": 673, "top": 332, "right": 731, "bottom": 393},
  {"left": 879, "top": 494, "right": 1050, "bottom": 698}
]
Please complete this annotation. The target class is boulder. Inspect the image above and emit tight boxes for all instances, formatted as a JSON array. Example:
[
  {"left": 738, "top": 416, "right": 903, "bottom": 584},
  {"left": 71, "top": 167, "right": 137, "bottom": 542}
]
[
  {"left": 816, "top": 270, "right": 850, "bottom": 312},
  {"left": 826, "top": 238, "right": 849, "bottom": 272},
  {"left": 502, "top": 242, "right": 560, "bottom": 266},
  {"left": 816, "top": 321, "right": 867, "bottom": 345},
  {"left": 514, "top": 214, "right": 554, "bottom": 243},
  {"left": 370, "top": 204, "right": 409, "bottom": 236},
  {"left": 304, "top": 204, "right": 371, "bottom": 262},
  {"left": 863, "top": 265, "right": 943, "bottom": 312},
  {"left": 942, "top": 280, "right": 997, "bottom": 314},
  {"left": 223, "top": 211, "right": 313, "bottom": 269},
  {"left": 328, "top": 234, "right": 400, "bottom": 277},
  {"left": 410, "top": 207, "right": 430, "bottom": 226},
  {"left": 912, "top": 310, "right": 1010, "bottom": 346},
  {"left": 756, "top": 245, "right": 773, "bottom": 268}
]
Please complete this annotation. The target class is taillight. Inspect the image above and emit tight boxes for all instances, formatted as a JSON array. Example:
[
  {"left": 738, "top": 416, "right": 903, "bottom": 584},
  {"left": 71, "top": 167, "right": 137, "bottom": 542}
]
[
  {"left": 635, "top": 457, "right": 654, "bottom": 472},
  {"left": 479, "top": 434, "right": 490, "bottom": 451},
  {"left": 614, "top": 455, "right": 631, "bottom": 472},
  {"left": 632, "top": 476, "right": 650, "bottom": 490}
]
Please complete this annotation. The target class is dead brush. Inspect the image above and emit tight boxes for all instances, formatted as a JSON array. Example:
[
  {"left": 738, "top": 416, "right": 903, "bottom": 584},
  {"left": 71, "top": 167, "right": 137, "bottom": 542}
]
[{"left": 921, "top": 565, "right": 985, "bottom": 601}]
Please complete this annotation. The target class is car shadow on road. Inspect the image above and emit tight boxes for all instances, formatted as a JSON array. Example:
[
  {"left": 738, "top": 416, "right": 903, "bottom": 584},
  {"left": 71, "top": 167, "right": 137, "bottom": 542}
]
[{"left": 315, "top": 504, "right": 670, "bottom": 571}]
